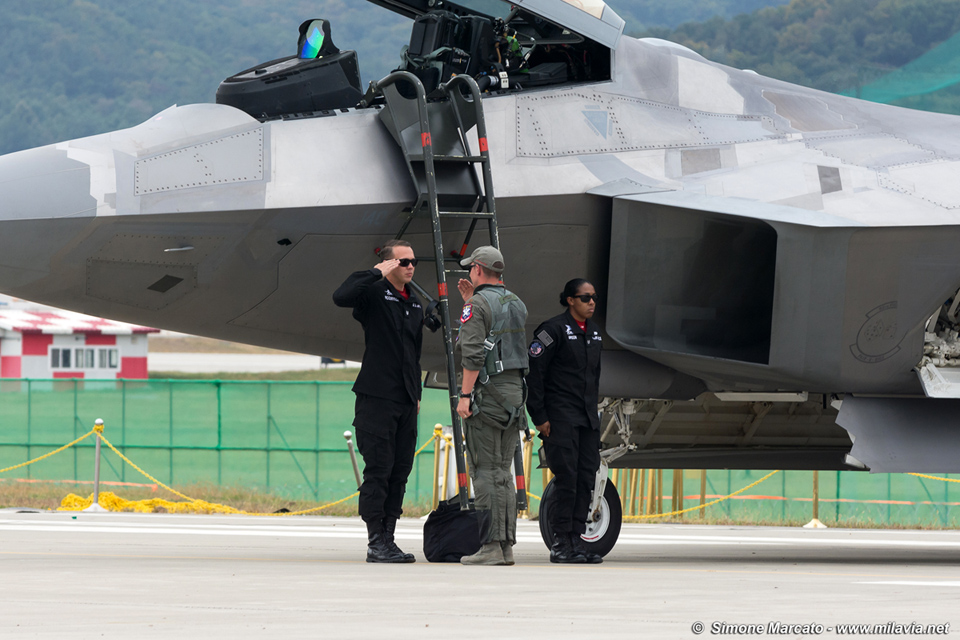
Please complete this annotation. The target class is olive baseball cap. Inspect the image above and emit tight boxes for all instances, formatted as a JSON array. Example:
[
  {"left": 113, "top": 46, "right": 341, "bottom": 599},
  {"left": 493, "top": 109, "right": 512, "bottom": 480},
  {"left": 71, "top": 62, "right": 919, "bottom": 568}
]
[{"left": 460, "top": 246, "right": 505, "bottom": 273}]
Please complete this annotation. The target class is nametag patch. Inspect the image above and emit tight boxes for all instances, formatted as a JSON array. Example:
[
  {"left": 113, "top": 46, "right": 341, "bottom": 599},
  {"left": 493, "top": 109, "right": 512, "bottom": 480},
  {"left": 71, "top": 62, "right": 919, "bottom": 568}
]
[{"left": 536, "top": 330, "right": 553, "bottom": 347}]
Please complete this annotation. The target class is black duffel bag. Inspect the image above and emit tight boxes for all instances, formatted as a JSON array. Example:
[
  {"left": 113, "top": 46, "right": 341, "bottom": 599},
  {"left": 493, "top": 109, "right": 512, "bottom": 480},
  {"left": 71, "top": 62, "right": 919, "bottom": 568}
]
[{"left": 422, "top": 500, "right": 481, "bottom": 562}]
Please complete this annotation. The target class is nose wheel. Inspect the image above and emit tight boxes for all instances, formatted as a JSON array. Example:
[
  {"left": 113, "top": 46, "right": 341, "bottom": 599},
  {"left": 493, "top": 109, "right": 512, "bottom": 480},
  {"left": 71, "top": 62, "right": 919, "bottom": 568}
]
[{"left": 537, "top": 478, "right": 622, "bottom": 557}]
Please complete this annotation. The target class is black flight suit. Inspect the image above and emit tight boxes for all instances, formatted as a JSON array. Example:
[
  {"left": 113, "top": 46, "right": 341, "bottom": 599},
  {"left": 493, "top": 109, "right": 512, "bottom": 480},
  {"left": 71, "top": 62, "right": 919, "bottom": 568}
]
[
  {"left": 525, "top": 310, "right": 602, "bottom": 535},
  {"left": 333, "top": 269, "right": 423, "bottom": 526}
]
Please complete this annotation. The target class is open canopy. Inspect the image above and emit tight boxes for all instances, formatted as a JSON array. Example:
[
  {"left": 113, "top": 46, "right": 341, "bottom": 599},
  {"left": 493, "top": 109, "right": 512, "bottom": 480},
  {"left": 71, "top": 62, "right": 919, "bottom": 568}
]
[{"left": 366, "top": 0, "right": 624, "bottom": 49}]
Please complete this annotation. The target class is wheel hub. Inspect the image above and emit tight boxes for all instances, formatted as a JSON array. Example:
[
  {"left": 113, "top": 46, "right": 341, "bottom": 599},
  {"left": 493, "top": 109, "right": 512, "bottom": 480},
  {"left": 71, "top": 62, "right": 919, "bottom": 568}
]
[{"left": 581, "top": 496, "right": 610, "bottom": 543}]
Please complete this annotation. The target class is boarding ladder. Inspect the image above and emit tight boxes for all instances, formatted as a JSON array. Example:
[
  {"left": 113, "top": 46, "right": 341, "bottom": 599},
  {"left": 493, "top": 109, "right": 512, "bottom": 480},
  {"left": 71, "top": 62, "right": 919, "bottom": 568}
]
[{"left": 360, "top": 73, "right": 526, "bottom": 512}]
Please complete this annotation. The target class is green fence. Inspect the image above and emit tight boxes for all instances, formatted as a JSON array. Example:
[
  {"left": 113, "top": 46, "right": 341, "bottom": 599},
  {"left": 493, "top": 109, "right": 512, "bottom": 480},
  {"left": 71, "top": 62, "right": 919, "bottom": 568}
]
[
  {"left": 0, "top": 379, "right": 464, "bottom": 505},
  {"left": 615, "top": 469, "right": 960, "bottom": 528},
  {"left": 0, "top": 379, "right": 957, "bottom": 525}
]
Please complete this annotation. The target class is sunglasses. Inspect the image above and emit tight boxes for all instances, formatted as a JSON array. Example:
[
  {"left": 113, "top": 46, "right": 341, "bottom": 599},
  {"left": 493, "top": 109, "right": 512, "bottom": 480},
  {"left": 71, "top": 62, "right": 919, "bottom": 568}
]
[
  {"left": 574, "top": 293, "right": 599, "bottom": 303},
  {"left": 397, "top": 258, "right": 418, "bottom": 267}
]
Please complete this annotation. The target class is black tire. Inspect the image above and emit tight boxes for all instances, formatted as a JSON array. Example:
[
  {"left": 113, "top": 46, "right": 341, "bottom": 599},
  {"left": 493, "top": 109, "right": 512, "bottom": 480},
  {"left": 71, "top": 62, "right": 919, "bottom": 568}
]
[{"left": 538, "top": 478, "right": 622, "bottom": 557}]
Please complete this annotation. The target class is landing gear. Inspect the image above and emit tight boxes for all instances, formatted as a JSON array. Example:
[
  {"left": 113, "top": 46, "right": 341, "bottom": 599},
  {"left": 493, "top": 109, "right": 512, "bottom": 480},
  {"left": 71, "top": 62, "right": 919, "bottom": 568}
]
[{"left": 538, "top": 478, "right": 622, "bottom": 558}]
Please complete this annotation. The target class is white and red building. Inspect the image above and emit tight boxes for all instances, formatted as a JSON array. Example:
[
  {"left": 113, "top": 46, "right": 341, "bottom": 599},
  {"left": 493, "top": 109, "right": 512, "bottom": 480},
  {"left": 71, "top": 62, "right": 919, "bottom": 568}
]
[{"left": 0, "top": 310, "right": 158, "bottom": 379}]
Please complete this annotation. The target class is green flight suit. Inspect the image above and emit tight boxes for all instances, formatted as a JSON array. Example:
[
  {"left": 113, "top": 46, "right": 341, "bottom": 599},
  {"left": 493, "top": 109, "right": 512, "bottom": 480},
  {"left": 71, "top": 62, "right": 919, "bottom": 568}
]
[{"left": 457, "top": 283, "right": 528, "bottom": 545}]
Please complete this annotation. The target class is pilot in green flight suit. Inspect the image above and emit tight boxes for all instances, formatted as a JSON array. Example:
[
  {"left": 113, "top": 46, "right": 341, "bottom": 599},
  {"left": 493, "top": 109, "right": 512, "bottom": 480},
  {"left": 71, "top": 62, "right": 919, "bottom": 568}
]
[{"left": 455, "top": 246, "right": 528, "bottom": 566}]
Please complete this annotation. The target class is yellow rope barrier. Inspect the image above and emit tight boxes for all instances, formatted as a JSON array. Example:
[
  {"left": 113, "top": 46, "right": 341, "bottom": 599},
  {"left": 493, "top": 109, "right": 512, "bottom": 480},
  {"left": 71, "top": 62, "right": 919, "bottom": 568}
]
[
  {"left": 624, "top": 469, "right": 781, "bottom": 521},
  {"left": 59, "top": 431, "right": 437, "bottom": 517},
  {"left": 0, "top": 429, "right": 96, "bottom": 475},
  {"left": 5, "top": 422, "right": 951, "bottom": 520},
  {"left": 908, "top": 472, "right": 960, "bottom": 484}
]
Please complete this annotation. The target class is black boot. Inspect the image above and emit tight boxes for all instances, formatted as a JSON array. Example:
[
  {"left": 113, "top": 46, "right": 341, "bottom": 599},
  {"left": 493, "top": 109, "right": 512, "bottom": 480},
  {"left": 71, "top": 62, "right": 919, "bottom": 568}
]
[
  {"left": 571, "top": 532, "right": 603, "bottom": 564},
  {"left": 366, "top": 521, "right": 406, "bottom": 563},
  {"left": 549, "top": 531, "right": 587, "bottom": 564},
  {"left": 382, "top": 516, "right": 415, "bottom": 563}
]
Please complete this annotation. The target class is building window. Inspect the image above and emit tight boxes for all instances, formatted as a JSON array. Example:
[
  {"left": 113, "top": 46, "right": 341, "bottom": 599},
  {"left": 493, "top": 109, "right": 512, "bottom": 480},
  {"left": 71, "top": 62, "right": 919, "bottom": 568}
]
[
  {"left": 75, "top": 348, "right": 94, "bottom": 369},
  {"left": 50, "top": 348, "right": 72, "bottom": 369},
  {"left": 51, "top": 347, "right": 118, "bottom": 370},
  {"left": 98, "top": 349, "right": 119, "bottom": 369}
]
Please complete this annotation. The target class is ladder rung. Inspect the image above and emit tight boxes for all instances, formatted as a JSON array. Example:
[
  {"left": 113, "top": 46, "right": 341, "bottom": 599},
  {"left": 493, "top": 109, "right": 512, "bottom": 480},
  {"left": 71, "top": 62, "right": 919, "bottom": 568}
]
[
  {"left": 405, "top": 154, "right": 487, "bottom": 163},
  {"left": 416, "top": 256, "right": 467, "bottom": 264},
  {"left": 439, "top": 211, "right": 495, "bottom": 219},
  {"left": 433, "top": 155, "right": 487, "bottom": 163}
]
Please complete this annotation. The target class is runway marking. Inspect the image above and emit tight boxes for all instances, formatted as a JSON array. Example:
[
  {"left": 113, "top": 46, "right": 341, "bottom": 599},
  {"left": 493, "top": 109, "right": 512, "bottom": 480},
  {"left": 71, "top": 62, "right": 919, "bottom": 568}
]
[
  {"left": 609, "top": 533, "right": 960, "bottom": 548},
  {"left": 4, "top": 519, "right": 960, "bottom": 549},
  {"left": 856, "top": 581, "right": 960, "bottom": 587},
  {"left": 0, "top": 550, "right": 355, "bottom": 563},
  {"left": 0, "top": 523, "right": 375, "bottom": 539},
  {"left": 0, "top": 550, "right": 955, "bottom": 585}
]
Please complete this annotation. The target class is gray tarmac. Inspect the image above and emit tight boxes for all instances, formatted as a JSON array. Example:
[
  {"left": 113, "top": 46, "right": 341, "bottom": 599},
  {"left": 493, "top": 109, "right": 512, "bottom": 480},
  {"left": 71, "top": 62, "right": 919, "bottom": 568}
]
[{"left": 1, "top": 511, "right": 958, "bottom": 639}]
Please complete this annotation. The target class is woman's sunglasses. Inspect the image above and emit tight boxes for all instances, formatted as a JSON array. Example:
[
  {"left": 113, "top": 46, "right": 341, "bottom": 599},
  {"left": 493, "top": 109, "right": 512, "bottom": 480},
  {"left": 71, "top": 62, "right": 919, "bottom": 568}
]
[
  {"left": 574, "top": 293, "right": 599, "bottom": 303},
  {"left": 397, "top": 258, "right": 418, "bottom": 267}
]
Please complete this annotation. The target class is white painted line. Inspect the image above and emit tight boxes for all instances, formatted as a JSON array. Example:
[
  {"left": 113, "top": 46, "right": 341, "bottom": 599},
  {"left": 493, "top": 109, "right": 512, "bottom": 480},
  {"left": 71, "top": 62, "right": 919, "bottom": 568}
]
[
  {"left": 0, "top": 523, "right": 375, "bottom": 539},
  {"left": 0, "top": 523, "right": 894, "bottom": 547},
  {"left": 856, "top": 581, "right": 960, "bottom": 587},
  {"left": 608, "top": 533, "right": 960, "bottom": 548},
  {"left": 0, "top": 518, "right": 370, "bottom": 534},
  {"left": 3, "top": 518, "right": 960, "bottom": 548}
]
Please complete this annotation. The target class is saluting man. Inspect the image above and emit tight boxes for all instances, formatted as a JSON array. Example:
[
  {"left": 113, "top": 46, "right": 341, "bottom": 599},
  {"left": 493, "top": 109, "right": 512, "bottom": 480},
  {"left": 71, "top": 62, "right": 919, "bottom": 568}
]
[
  {"left": 455, "top": 246, "right": 529, "bottom": 566},
  {"left": 526, "top": 278, "right": 604, "bottom": 564},
  {"left": 333, "top": 239, "right": 423, "bottom": 563}
]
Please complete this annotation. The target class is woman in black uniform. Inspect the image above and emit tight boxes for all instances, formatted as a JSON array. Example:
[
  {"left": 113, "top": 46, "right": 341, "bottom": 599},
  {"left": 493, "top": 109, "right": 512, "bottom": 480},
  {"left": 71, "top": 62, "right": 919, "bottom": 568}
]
[{"left": 526, "top": 278, "right": 603, "bottom": 564}]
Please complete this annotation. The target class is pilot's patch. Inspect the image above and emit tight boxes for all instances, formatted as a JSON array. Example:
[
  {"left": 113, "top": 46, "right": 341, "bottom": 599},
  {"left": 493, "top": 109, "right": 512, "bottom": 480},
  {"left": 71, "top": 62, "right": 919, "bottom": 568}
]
[
  {"left": 529, "top": 341, "right": 544, "bottom": 358},
  {"left": 461, "top": 304, "right": 473, "bottom": 323}
]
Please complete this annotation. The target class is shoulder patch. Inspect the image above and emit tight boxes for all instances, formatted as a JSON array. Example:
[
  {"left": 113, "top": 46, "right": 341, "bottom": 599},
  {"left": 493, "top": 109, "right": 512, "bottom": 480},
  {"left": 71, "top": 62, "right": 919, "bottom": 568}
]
[
  {"left": 460, "top": 304, "right": 473, "bottom": 323},
  {"left": 536, "top": 329, "right": 554, "bottom": 347},
  {"left": 529, "top": 341, "right": 544, "bottom": 358}
]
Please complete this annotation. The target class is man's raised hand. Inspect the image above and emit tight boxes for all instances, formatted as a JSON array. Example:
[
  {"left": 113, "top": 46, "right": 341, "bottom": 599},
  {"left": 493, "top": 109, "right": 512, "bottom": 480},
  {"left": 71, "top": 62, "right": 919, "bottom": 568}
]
[
  {"left": 374, "top": 259, "right": 400, "bottom": 277},
  {"left": 458, "top": 278, "right": 475, "bottom": 301}
]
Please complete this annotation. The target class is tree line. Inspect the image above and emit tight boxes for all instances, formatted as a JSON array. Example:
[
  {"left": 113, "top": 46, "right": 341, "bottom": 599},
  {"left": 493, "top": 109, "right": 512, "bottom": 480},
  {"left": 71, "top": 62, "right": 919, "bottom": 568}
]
[{"left": 638, "top": 0, "right": 960, "bottom": 110}]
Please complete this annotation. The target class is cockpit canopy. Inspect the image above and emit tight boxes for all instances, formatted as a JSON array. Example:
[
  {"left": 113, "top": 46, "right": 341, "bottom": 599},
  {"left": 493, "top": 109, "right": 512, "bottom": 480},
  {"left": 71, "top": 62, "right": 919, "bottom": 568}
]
[
  {"left": 367, "top": 0, "right": 624, "bottom": 49},
  {"left": 215, "top": 0, "right": 624, "bottom": 120}
]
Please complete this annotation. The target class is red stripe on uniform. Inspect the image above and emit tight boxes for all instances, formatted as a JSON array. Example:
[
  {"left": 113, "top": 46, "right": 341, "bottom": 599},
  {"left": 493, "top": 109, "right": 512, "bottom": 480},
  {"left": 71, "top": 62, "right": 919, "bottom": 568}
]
[
  {"left": 438, "top": 282, "right": 448, "bottom": 297},
  {"left": 422, "top": 132, "right": 432, "bottom": 147},
  {"left": 479, "top": 137, "right": 488, "bottom": 152},
  {"left": 458, "top": 473, "right": 468, "bottom": 488}
]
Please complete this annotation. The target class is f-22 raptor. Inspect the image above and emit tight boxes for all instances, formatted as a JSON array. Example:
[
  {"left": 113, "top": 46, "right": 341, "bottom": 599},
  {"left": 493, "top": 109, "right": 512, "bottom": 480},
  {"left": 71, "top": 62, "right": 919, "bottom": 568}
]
[{"left": 3, "top": 0, "right": 960, "bottom": 551}]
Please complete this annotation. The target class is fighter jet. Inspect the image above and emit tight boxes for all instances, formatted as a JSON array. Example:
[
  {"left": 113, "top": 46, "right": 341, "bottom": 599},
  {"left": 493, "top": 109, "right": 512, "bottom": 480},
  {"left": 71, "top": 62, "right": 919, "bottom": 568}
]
[{"left": 3, "top": 0, "right": 960, "bottom": 552}]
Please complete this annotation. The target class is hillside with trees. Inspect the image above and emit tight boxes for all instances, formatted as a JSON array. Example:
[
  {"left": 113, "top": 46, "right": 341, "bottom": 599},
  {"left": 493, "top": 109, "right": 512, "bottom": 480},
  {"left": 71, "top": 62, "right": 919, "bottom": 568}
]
[
  {"left": 0, "top": 0, "right": 410, "bottom": 154},
  {"left": 612, "top": 0, "right": 790, "bottom": 32},
  {"left": 639, "top": 0, "right": 960, "bottom": 110}
]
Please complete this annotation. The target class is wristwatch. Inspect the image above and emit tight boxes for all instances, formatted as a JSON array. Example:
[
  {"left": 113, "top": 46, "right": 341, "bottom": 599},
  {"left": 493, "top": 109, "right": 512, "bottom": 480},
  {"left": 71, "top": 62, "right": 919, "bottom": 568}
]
[{"left": 459, "top": 389, "right": 474, "bottom": 398}]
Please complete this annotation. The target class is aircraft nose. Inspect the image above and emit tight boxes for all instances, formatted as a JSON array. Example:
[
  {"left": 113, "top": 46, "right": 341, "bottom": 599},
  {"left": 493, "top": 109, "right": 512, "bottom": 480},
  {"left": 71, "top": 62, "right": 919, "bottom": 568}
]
[
  {"left": 0, "top": 145, "right": 99, "bottom": 294},
  {"left": 0, "top": 145, "right": 99, "bottom": 222}
]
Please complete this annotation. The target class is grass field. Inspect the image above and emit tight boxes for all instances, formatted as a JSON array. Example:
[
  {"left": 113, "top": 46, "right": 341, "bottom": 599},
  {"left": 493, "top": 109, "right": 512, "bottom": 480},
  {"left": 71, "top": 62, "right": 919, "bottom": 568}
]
[
  {"left": 149, "top": 369, "right": 360, "bottom": 381},
  {"left": 148, "top": 336, "right": 296, "bottom": 354},
  {"left": 3, "top": 478, "right": 958, "bottom": 530},
  {"left": 0, "top": 479, "right": 435, "bottom": 517}
]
